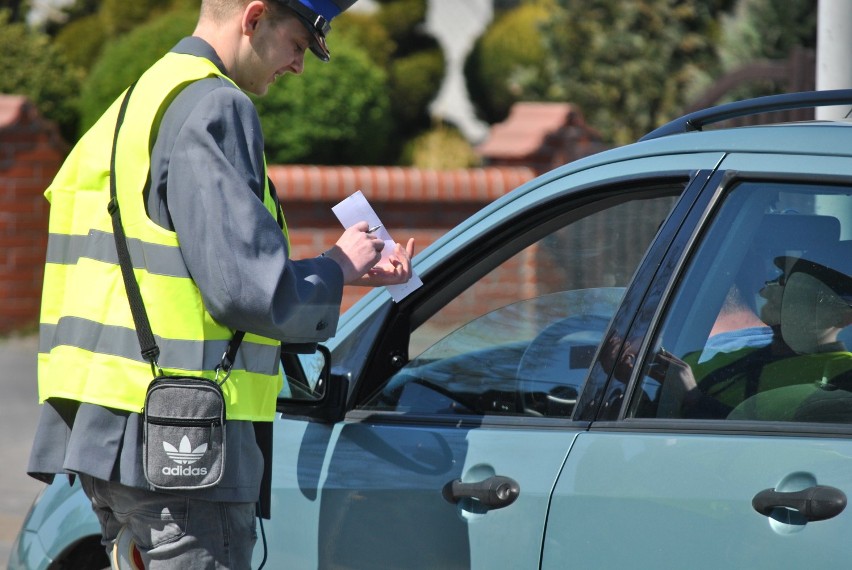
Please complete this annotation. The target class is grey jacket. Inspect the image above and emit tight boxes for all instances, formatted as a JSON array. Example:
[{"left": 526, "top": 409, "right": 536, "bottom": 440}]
[{"left": 28, "top": 37, "right": 343, "bottom": 509}]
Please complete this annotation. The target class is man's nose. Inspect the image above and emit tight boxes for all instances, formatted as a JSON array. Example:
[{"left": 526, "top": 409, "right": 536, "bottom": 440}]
[{"left": 292, "top": 53, "right": 305, "bottom": 75}]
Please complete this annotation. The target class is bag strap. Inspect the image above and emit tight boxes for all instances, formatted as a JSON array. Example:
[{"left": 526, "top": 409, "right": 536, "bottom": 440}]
[{"left": 107, "top": 82, "right": 244, "bottom": 379}]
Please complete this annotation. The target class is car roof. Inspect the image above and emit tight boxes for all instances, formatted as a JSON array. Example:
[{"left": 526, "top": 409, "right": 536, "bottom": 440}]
[
  {"left": 548, "top": 89, "right": 852, "bottom": 181},
  {"left": 556, "top": 120, "right": 852, "bottom": 176}
]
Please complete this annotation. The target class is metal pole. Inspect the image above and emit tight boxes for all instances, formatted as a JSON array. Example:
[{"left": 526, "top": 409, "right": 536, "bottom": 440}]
[{"left": 816, "top": 0, "right": 852, "bottom": 119}]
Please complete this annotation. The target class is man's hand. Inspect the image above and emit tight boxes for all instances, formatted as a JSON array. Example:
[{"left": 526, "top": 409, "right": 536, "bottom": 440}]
[
  {"left": 653, "top": 348, "right": 696, "bottom": 391},
  {"left": 323, "top": 222, "right": 415, "bottom": 286},
  {"left": 349, "top": 238, "right": 415, "bottom": 287}
]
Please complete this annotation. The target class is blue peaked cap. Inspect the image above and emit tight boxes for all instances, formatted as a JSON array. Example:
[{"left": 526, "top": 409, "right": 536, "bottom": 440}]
[
  {"left": 281, "top": 0, "right": 358, "bottom": 62},
  {"left": 301, "top": 0, "right": 346, "bottom": 20}
]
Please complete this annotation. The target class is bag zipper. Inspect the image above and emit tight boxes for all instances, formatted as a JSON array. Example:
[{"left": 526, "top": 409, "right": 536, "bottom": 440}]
[{"left": 145, "top": 415, "right": 222, "bottom": 428}]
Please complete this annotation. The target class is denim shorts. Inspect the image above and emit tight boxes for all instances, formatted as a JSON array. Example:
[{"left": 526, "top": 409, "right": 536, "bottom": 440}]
[{"left": 79, "top": 475, "right": 257, "bottom": 569}]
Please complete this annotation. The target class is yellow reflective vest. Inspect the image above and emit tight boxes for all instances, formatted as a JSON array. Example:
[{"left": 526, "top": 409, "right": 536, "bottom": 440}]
[{"left": 38, "top": 52, "right": 284, "bottom": 421}]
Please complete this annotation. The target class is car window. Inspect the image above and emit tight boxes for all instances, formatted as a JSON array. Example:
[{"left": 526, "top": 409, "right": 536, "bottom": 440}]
[
  {"left": 630, "top": 181, "right": 852, "bottom": 423},
  {"left": 361, "top": 191, "right": 680, "bottom": 417}
]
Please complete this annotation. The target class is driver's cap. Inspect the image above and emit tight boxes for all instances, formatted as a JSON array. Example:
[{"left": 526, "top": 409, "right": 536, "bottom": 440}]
[{"left": 277, "top": 0, "right": 357, "bottom": 62}]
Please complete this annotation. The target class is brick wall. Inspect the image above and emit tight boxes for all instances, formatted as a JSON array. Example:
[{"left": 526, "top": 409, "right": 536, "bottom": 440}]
[
  {"left": 269, "top": 165, "right": 535, "bottom": 311},
  {"left": 0, "top": 98, "right": 535, "bottom": 333},
  {"left": 0, "top": 96, "right": 66, "bottom": 335}
]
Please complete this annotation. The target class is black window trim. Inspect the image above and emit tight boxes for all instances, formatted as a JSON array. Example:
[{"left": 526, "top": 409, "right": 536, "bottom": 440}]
[{"left": 575, "top": 169, "right": 720, "bottom": 421}]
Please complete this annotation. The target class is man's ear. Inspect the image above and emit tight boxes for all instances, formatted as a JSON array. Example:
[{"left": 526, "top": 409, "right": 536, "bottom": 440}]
[{"left": 242, "top": 1, "right": 266, "bottom": 36}]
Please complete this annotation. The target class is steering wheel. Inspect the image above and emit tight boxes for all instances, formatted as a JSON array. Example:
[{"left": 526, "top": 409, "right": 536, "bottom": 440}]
[{"left": 516, "top": 314, "right": 609, "bottom": 417}]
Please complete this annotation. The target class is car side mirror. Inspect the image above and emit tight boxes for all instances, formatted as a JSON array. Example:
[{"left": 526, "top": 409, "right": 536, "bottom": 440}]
[{"left": 278, "top": 344, "right": 348, "bottom": 423}]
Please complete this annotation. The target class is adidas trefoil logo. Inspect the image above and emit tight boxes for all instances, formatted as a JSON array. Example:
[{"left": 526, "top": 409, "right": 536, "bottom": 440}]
[
  {"left": 161, "top": 435, "right": 209, "bottom": 477},
  {"left": 163, "top": 435, "right": 208, "bottom": 464}
]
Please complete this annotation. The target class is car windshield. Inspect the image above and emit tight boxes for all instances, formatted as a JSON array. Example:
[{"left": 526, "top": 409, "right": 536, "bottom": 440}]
[{"left": 362, "top": 288, "right": 624, "bottom": 417}]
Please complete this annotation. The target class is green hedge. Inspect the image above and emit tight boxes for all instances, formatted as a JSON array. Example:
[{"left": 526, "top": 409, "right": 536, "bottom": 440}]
[
  {"left": 78, "top": 7, "right": 394, "bottom": 164},
  {"left": 53, "top": 14, "right": 108, "bottom": 72},
  {"left": 402, "top": 123, "right": 480, "bottom": 169},
  {"left": 465, "top": 3, "right": 550, "bottom": 123},
  {"left": 335, "top": 11, "right": 395, "bottom": 68},
  {"left": 78, "top": 8, "right": 199, "bottom": 133},
  {"left": 375, "top": 0, "right": 427, "bottom": 44},
  {"left": 254, "top": 34, "right": 392, "bottom": 165},
  {"left": 389, "top": 46, "right": 445, "bottom": 130},
  {"left": 0, "top": 12, "right": 83, "bottom": 141},
  {"left": 543, "top": 0, "right": 721, "bottom": 144},
  {"left": 337, "top": 1, "right": 444, "bottom": 159},
  {"left": 99, "top": 0, "right": 175, "bottom": 35}
]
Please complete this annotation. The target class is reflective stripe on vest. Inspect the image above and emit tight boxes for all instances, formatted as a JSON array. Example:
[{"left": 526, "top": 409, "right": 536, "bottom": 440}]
[{"left": 38, "top": 52, "right": 284, "bottom": 420}]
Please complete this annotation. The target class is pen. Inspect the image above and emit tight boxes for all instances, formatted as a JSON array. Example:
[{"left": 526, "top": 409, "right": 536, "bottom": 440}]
[{"left": 367, "top": 224, "right": 383, "bottom": 233}]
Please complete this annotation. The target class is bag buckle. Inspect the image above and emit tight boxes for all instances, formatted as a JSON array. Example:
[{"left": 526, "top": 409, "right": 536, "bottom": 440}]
[{"left": 214, "top": 351, "right": 233, "bottom": 385}]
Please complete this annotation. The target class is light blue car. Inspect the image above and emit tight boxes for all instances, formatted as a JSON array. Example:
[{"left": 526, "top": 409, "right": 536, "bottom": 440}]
[{"left": 12, "top": 91, "right": 852, "bottom": 569}]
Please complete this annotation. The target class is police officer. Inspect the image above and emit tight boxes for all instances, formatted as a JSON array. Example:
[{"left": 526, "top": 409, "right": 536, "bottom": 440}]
[{"left": 27, "top": 1, "right": 415, "bottom": 567}]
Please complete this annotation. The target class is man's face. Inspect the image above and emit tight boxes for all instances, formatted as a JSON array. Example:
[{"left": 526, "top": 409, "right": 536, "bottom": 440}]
[
  {"left": 780, "top": 271, "right": 849, "bottom": 353},
  {"left": 236, "top": 6, "right": 312, "bottom": 96}
]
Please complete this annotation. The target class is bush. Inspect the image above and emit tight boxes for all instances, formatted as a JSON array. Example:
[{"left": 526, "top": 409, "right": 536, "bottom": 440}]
[
  {"left": 326, "top": 1, "right": 446, "bottom": 163},
  {"left": 465, "top": 3, "right": 550, "bottom": 124},
  {"left": 375, "top": 0, "right": 427, "bottom": 44},
  {"left": 542, "top": 0, "right": 721, "bottom": 144},
  {"left": 254, "top": 34, "right": 393, "bottom": 165},
  {"left": 0, "top": 11, "right": 83, "bottom": 140},
  {"left": 335, "top": 11, "right": 395, "bottom": 68},
  {"left": 715, "top": 0, "right": 816, "bottom": 103},
  {"left": 99, "top": 0, "right": 175, "bottom": 35},
  {"left": 78, "top": 8, "right": 198, "bottom": 133},
  {"left": 53, "top": 14, "right": 107, "bottom": 72},
  {"left": 389, "top": 46, "right": 445, "bottom": 130},
  {"left": 78, "top": 7, "right": 393, "bottom": 164},
  {"left": 402, "top": 122, "right": 480, "bottom": 168}
]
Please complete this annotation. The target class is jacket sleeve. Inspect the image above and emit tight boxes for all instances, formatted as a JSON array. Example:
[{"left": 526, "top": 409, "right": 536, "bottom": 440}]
[{"left": 163, "top": 81, "right": 344, "bottom": 342}]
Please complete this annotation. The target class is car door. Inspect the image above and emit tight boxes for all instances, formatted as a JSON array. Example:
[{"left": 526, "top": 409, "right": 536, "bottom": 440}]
[
  {"left": 544, "top": 154, "right": 852, "bottom": 568},
  {"left": 263, "top": 153, "right": 725, "bottom": 569}
]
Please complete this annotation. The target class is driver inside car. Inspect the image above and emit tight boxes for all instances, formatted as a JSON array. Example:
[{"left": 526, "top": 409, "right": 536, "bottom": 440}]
[{"left": 655, "top": 241, "right": 852, "bottom": 420}]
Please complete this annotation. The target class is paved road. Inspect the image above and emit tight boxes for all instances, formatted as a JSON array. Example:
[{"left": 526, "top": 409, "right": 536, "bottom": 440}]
[{"left": 0, "top": 335, "right": 45, "bottom": 569}]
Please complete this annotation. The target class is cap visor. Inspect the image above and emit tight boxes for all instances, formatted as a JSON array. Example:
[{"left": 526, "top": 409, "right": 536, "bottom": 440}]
[
  {"left": 296, "top": 17, "right": 330, "bottom": 61},
  {"left": 309, "top": 34, "right": 330, "bottom": 61}
]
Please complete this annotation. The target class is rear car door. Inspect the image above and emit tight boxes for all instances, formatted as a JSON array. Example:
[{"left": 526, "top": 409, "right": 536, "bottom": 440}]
[
  {"left": 264, "top": 152, "right": 725, "bottom": 568},
  {"left": 544, "top": 152, "right": 852, "bottom": 568}
]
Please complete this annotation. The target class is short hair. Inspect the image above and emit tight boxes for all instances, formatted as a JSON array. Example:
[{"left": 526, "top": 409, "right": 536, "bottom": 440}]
[
  {"left": 199, "top": 0, "right": 245, "bottom": 22},
  {"left": 200, "top": 0, "right": 295, "bottom": 23}
]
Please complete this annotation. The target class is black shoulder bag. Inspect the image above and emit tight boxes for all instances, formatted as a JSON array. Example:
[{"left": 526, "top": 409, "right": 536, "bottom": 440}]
[{"left": 108, "top": 82, "right": 241, "bottom": 490}]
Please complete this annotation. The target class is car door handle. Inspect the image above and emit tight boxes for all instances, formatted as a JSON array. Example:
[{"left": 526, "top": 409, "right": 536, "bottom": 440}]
[
  {"left": 442, "top": 475, "right": 520, "bottom": 509},
  {"left": 752, "top": 485, "right": 847, "bottom": 522}
]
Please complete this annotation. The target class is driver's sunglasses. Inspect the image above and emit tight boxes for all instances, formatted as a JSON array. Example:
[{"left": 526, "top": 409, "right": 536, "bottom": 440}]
[{"left": 764, "top": 273, "right": 787, "bottom": 287}]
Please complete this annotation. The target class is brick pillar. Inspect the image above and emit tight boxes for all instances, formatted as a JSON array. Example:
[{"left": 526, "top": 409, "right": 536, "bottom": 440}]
[{"left": 0, "top": 96, "right": 66, "bottom": 335}]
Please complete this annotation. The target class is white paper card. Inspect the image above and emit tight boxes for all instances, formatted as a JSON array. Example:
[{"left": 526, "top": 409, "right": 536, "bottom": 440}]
[{"left": 331, "top": 190, "right": 423, "bottom": 302}]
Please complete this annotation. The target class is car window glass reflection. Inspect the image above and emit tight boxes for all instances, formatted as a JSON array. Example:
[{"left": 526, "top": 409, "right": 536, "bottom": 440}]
[
  {"left": 631, "top": 183, "right": 852, "bottom": 423},
  {"left": 363, "top": 192, "right": 679, "bottom": 417},
  {"left": 362, "top": 289, "right": 622, "bottom": 416}
]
